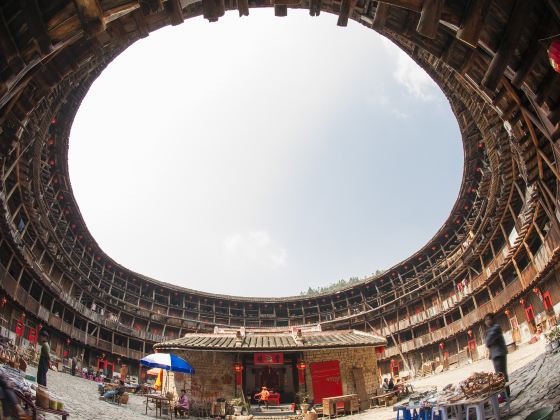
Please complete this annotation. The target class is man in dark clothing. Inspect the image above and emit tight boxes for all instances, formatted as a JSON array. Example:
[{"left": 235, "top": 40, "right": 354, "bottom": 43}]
[
  {"left": 37, "top": 330, "right": 51, "bottom": 387},
  {"left": 71, "top": 357, "right": 77, "bottom": 376},
  {"left": 484, "top": 313, "right": 510, "bottom": 398}
]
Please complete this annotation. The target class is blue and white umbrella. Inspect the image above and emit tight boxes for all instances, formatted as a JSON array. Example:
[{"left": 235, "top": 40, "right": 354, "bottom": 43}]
[{"left": 140, "top": 353, "right": 195, "bottom": 374}]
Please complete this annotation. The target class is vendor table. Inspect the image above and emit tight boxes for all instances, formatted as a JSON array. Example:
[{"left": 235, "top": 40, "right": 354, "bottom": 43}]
[
  {"left": 15, "top": 389, "right": 70, "bottom": 420},
  {"left": 322, "top": 394, "right": 359, "bottom": 418},
  {"left": 371, "top": 390, "right": 397, "bottom": 407},
  {"left": 145, "top": 393, "right": 173, "bottom": 418},
  {"left": 396, "top": 389, "right": 509, "bottom": 420}
]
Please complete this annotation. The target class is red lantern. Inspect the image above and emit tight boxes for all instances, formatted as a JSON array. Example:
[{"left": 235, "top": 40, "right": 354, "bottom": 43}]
[
  {"left": 233, "top": 362, "right": 243, "bottom": 386},
  {"left": 0, "top": 297, "right": 6, "bottom": 307},
  {"left": 467, "top": 329, "right": 473, "bottom": 337},
  {"left": 439, "top": 342, "right": 444, "bottom": 350},
  {"left": 296, "top": 360, "right": 307, "bottom": 384},
  {"left": 51, "top": 117, "right": 57, "bottom": 124},
  {"left": 505, "top": 309, "right": 511, "bottom": 317},
  {"left": 548, "top": 39, "right": 560, "bottom": 73},
  {"left": 520, "top": 298, "right": 525, "bottom": 306},
  {"left": 533, "top": 287, "right": 541, "bottom": 295},
  {"left": 375, "top": 346, "right": 385, "bottom": 355}
]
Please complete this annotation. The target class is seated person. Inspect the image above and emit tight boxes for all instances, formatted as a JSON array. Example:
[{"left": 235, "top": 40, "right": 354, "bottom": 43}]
[
  {"left": 257, "top": 386, "right": 270, "bottom": 408},
  {"left": 382, "top": 378, "right": 389, "bottom": 391},
  {"left": 100, "top": 380, "right": 125, "bottom": 401},
  {"left": 174, "top": 389, "right": 189, "bottom": 417},
  {"left": 388, "top": 377, "right": 395, "bottom": 390}
]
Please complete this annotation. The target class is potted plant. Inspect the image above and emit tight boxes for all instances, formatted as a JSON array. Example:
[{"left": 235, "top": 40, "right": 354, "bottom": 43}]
[
  {"left": 229, "top": 397, "right": 244, "bottom": 415},
  {"left": 296, "top": 390, "right": 310, "bottom": 413},
  {"left": 546, "top": 326, "right": 560, "bottom": 352}
]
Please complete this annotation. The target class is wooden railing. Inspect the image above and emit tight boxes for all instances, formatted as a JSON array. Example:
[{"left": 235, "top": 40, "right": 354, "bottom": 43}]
[{"left": 379, "top": 228, "right": 560, "bottom": 360}]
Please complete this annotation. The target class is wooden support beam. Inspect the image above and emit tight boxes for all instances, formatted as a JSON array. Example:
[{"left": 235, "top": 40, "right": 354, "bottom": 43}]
[
  {"left": 416, "top": 0, "right": 443, "bottom": 39},
  {"left": 166, "top": 0, "right": 184, "bottom": 25},
  {"left": 73, "top": 0, "right": 106, "bottom": 35},
  {"left": 378, "top": 0, "right": 421, "bottom": 12},
  {"left": 372, "top": 2, "right": 390, "bottom": 30},
  {"left": 503, "top": 80, "right": 544, "bottom": 180},
  {"left": 511, "top": 43, "right": 541, "bottom": 87},
  {"left": 309, "top": 0, "right": 321, "bottom": 16},
  {"left": 456, "top": 0, "right": 491, "bottom": 48},
  {"left": 202, "top": 0, "right": 226, "bottom": 22},
  {"left": 274, "top": 5, "right": 288, "bottom": 16},
  {"left": 0, "top": 11, "right": 25, "bottom": 73},
  {"left": 237, "top": 0, "right": 249, "bottom": 16},
  {"left": 140, "top": 0, "right": 163, "bottom": 14},
  {"left": 536, "top": 71, "right": 559, "bottom": 106},
  {"left": 481, "top": 0, "right": 535, "bottom": 91},
  {"left": 103, "top": 2, "right": 140, "bottom": 24},
  {"left": 23, "top": 0, "right": 52, "bottom": 55},
  {"left": 132, "top": 9, "right": 149, "bottom": 38},
  {"left": 165, "top": 0, "right": 185, "bottom": 26},
  {"left": 337, "top": 0, "right": 355, "bottom": 26},
  {"left": 547, "top": 106, "right": 560, "bottom": 126}
]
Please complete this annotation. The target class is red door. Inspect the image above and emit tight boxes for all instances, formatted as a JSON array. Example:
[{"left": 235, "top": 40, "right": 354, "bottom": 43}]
[
  {"left": 310, "top": 361, "right": 343, "bottom": 404},
  {"left": 525, "top": 305, "right": 535, "bottom": 322}
]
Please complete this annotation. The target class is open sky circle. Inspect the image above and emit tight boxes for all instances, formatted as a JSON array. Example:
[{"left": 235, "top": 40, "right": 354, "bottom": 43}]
[{"left": 69, "top": 9, "right": 463, "bottom": 297}]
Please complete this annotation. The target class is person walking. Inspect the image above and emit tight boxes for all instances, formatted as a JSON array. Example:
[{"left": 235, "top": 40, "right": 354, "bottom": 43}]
[
  {"left": 37, "top": 330, "right": 51, "bottom": 386},
  {"left": 484, "top": 313, "right": 510, "bottom": 398}
]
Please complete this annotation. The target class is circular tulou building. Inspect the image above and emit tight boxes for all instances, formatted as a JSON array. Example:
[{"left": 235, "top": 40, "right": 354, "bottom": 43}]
[{"left": 1, "top": 0, "right": 560, "bottom": 402}]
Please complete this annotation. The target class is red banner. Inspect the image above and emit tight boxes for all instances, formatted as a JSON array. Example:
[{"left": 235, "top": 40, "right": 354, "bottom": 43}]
[
  {"left": 254, "top": 353, "right": 284, "bottom": 365},
  {"left": 15, "top": 320, "right": 24, "bottom": 337},
  {"left": 28, "top": 328, "right": 37, "bottom": 344}
]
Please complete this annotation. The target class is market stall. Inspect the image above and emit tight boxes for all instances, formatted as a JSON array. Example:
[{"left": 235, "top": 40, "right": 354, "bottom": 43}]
[{"left": 393, "top": 372, "right": 509, "bottom": 420}]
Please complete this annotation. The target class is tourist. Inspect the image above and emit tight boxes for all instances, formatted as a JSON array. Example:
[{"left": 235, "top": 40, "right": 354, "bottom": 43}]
[
  {"left": 484, "top": 313, "right": 510, "bottom": 398},
  {"left": 119, "top": 363, "right": 128, "bottom": 381},
  {"left": 388, "top": 376, "right": 395, "bottom": 390},
  {"left": 382, "top": 378, "right": 389, "bottom": 391},
  {"left": 37, "top": 330, "right": 51, "bottom": 387},
  {"left": 71, "top": 356, "right": 77, "bottom": 376},
  {"left": 174, "top": 389, "right": 190, "bottom": 417},
  {"left": 100, "top": 379, "right": 125, "bottom": 401}
]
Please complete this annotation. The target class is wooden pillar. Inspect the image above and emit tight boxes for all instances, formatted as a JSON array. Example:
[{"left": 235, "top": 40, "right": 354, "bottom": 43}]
[
  {"left": 456, "top": 0, "right": 491, "bottom": 47},
  {"left": 416, "top": 0, "right": 443, "bottom": 39}
]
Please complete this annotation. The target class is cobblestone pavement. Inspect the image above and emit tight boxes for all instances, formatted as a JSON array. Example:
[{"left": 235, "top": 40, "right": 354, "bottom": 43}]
[
  {"left": 28, "top": 366, "right": 171, "bottom": 420},
  {"left": 28, "top": 339, "right": 560, "bottom": 419}
]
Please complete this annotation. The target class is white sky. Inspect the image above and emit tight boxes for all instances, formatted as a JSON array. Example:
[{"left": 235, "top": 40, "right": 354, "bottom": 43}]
[{"left": 69, "top": 9, "right": 462, "bottom": 297}]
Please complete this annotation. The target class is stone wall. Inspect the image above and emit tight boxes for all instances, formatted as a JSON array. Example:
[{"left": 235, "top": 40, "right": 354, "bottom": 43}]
[
  {"left": 164, "top": 350, "right": 237, "bottom": 402},
  {"left": 303, "top": 347, "right": 380, "bottom": 401}
]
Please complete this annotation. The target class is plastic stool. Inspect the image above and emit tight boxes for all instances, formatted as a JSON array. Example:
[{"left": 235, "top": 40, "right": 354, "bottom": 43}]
[
  {"left": 396, "top": 407, "right": 412, "bottom": 420},
  {"left": 431, "top": 407, "right": 447, "bottom": 420},
  {"left": 465, "top": 402, "right": 485, "bottom": 420}
]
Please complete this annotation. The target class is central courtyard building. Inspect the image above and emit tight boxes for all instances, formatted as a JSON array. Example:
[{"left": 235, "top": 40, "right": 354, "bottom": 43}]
[{"left": 154, "top": 325, "right": 386, "bottom": 405}]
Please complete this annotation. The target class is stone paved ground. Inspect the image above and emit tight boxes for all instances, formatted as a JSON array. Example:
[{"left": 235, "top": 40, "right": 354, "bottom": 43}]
[{"left": 27, "top": 339, "right": 560, "bottom": 419}]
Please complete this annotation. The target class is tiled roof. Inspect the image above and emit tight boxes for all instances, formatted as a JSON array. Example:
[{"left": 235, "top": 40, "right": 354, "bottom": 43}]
[{"left": 154, "top": 329, "right": 386, "bottom": 351}]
